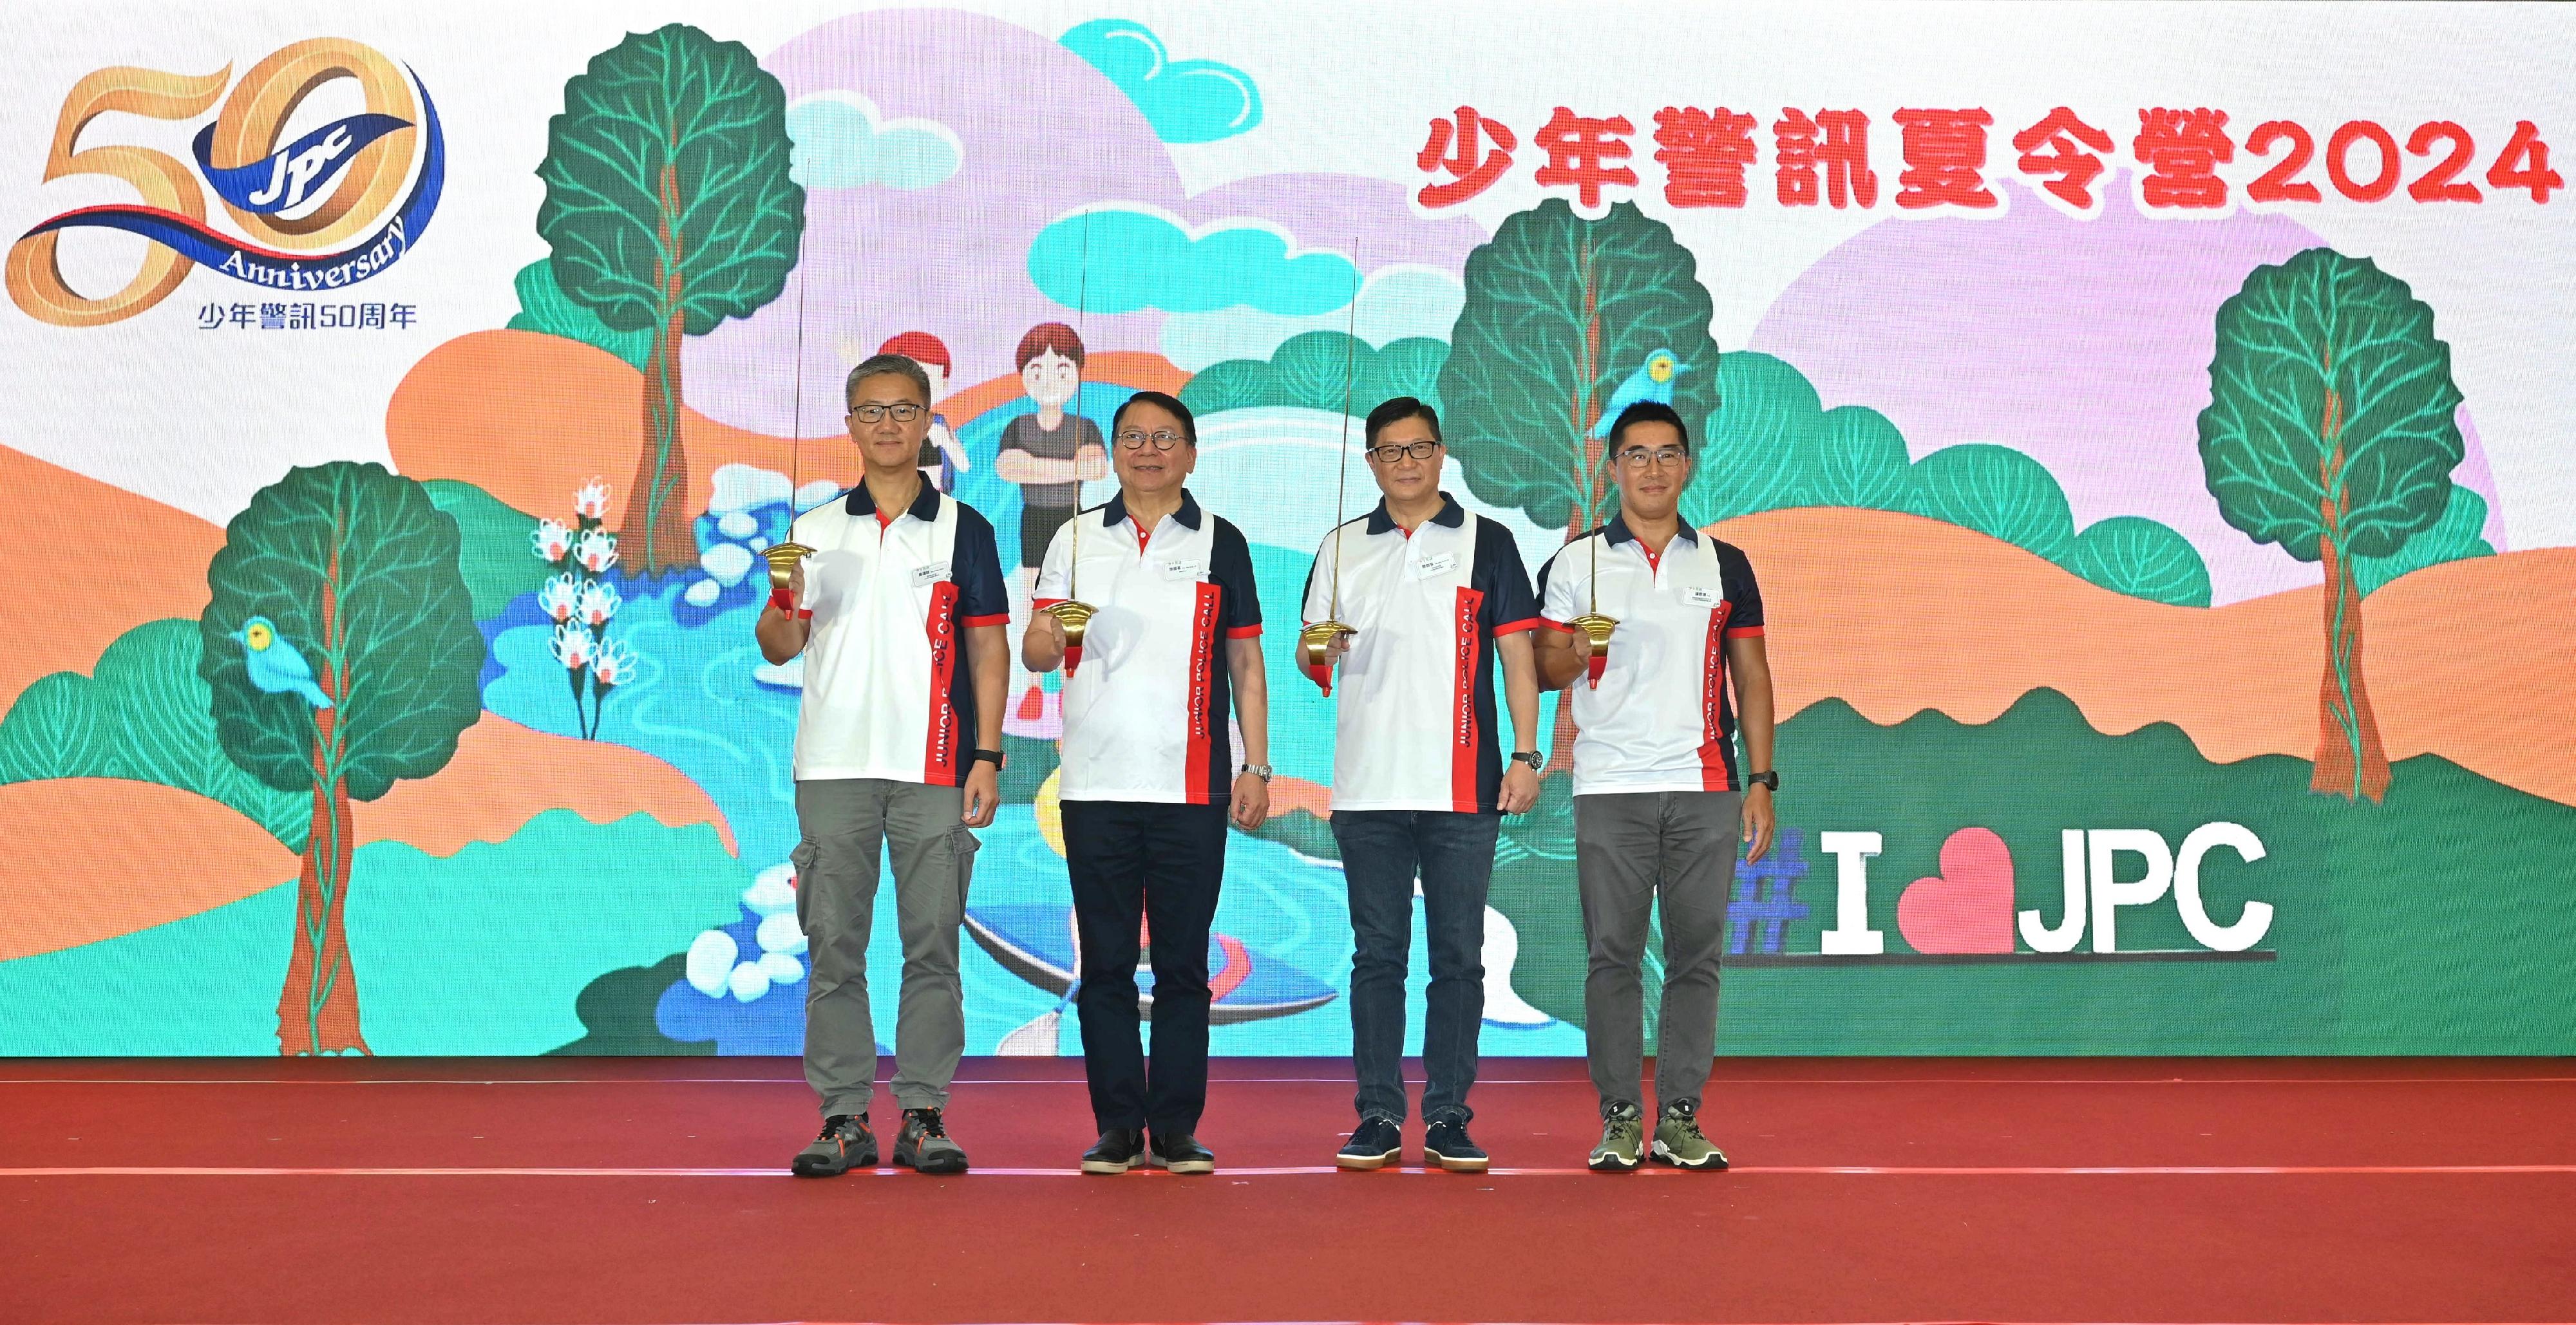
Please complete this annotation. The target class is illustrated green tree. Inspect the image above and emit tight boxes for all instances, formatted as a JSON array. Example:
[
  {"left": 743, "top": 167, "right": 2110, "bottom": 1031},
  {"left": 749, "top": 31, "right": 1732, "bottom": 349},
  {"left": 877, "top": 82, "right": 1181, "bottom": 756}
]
[
  {"left": 536, "top": 24, "right": 805, "bottom": 576},
  {"left": 1441, "top": 200, "right": 1721, "bottom": 541},
  {"left": 199, "top": 463, "right": 486, "bottom": 1055},
  {"left": 2198, "top": 248, "right": 2465, "bottom": 802},
  {"left": 1440, "top": 200, "right": 1719, "bottom": 769}
]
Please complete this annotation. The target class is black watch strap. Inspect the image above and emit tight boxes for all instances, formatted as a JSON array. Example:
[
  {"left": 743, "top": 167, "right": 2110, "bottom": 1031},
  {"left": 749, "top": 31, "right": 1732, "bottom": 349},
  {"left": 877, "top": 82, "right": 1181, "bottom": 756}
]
[
  {"left": 1511, "top": 750, "right": 1544, "bottom": 769},
  {"left": 971, "top": 748, "right": 1005, "bottom": 769},
  {"left": 1747, "top": 770, "right": 1779, "bottom": 791}
]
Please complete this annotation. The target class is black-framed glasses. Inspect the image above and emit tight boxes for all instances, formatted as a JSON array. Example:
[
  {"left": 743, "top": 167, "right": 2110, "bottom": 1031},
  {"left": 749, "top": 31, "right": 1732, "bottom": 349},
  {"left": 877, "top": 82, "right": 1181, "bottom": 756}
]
[
  {"left": 849, "top": 402, "right": 925, "bottom": 423},
  {"left": 1615, "top": 446, "right": 1689, "bottom": 469},
  {"left": 1114, "top": 428, "right": 1186, "bottom": 450},
  {"left": 1367, "top": 440, "right": 1441, "bottom": 462}
]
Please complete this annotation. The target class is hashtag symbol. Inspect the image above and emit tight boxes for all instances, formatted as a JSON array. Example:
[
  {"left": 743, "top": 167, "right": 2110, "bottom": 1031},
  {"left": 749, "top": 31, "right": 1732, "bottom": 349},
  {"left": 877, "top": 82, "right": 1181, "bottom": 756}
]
[{"left": 1726, "top": 828, "right": 1811, "bottom": 955}]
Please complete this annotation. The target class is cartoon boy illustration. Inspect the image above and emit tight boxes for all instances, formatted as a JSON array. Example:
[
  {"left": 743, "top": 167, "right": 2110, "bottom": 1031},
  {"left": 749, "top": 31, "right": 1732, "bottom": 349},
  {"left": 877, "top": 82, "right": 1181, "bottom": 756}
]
[
  {"left": 994, "top": 322, "right": 1108, "bottom": 591},
  {"left": 879, "top": 332, "right": 969, "bottom": 494}
]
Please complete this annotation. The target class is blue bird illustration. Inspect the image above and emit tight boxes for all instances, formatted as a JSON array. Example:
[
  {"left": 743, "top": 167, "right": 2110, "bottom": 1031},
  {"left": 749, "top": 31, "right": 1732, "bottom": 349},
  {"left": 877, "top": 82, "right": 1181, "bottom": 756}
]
[
  {"left": 229, "top": 616, "right": 334, "bottom": 710},
  {"left": 1588, "top": 347, "right": 1690, "bottom": 438}
]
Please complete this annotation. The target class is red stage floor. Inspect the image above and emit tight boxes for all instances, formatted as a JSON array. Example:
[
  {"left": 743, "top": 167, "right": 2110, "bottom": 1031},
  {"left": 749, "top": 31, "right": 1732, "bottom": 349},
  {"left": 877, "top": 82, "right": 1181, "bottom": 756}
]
[{"left": 3, "top": 1057, "right": 2571, "bottom": 1323}]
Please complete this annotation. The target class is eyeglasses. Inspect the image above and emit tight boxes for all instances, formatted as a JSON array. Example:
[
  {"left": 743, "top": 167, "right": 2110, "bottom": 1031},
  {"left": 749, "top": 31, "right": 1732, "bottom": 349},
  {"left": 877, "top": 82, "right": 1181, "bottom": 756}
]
[
  {"left": 1114, "top": 429, "right": 1187, "bottom": 450},
  {"left": 849, "top": 402, "right": 925, "bottom": 423},
  {"left": 1367, "top": 440, "right": 1441, "bottom": 463},
  {"left": 1615, "top": 446, "right": 1689, "bottom": 469}
]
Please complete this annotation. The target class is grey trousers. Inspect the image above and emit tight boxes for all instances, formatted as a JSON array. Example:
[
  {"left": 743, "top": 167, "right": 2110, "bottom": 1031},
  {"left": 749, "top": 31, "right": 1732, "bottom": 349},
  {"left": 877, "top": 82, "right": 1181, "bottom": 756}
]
[
  {"left": 1572, "top": 789, "right": 1743, "bottom": 1114},
  {"left": 792, "top": 778, "right": 977, "bottom": 1119}
]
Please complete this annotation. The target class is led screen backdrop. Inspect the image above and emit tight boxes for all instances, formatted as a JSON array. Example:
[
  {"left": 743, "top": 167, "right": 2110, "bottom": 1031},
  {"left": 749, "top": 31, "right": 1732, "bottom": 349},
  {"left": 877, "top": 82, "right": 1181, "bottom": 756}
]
[{"left": 3, "top": 2, "right": 2573, "bottom": 1057}]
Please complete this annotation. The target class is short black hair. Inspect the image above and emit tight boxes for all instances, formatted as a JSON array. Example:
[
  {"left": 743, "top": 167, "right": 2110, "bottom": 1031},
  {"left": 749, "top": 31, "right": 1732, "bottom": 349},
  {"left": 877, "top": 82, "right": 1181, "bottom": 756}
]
[
  {"left": 846, "top": 353, "right": 931, "bottom": 408},
  {"left": 1364, "top": 396, "right": 1441, "bottom": 446},
  {"left": 1607, "top": 400, "right": 1690, "bottom": 453},
  {"left": 1112, "top": 390, "right": 1197, "bottom": 446}
]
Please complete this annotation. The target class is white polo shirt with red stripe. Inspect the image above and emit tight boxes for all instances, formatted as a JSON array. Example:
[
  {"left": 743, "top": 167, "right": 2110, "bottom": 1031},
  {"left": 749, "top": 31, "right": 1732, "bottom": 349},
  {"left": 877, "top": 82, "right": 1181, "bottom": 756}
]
[
  {"left": 1539, "top": 516, "right": 1766, "bottom": 794},
  {"left": 1036, "top": 489, "right": 1262, "bottom": 805},
  {"left": 789, "top": 481, "right": 1010, "bottom": 786},
  {"left": 1300, "top": 493, "right": 1540, "bottom": 813}
]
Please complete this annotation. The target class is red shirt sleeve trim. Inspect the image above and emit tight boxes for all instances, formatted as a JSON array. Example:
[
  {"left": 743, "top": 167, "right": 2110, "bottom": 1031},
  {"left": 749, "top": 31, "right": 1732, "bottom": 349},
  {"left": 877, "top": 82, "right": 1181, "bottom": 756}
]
[
  {"left": 1225, "top": 625, "right": 1264, "bottom": 639},
  {"left": 1724, "top": 625, "right": 1766, "bottom": 639},
  {"left": 960, "top": 612, "right": 1011, "bottom": 628},
  {"left": 1032, "top": 597, "right": 1067, "bottom": 610},
  {"left": 1492, "top": 617, "right": 1544, "bottom": 637},
  {"left": 1537, "top": 617, "right": 1578, "bottom": 634}
]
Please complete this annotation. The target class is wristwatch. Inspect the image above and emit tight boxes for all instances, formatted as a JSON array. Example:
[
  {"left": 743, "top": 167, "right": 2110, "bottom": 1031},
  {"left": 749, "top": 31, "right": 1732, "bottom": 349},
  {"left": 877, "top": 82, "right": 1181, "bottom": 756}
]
[
  {"left": 1241, "top": 763, "right": 1273, "bottom": 782},
  {"left": 1746, "top": 770, "right": 1779, "bottom": 791},
  {"left": 971, "top": 748, "right": 1005, "bottom": 769},
  {"left": 1510, "top": 750, "right": 1544, "bottom": 770}
]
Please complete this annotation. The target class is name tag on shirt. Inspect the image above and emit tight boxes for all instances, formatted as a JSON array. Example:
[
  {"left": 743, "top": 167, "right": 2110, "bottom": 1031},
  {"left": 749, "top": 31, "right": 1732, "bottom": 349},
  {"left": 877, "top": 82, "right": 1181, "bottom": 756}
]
[
  {"left": 1158, "top": 558, "right": 1204, "bottom": 581},
  {"left": 1680, "top": 585, "right": 1723, "bottom": 609},
  {"left": 913, "top": 561, "right": 951, "bottom": 587},
  {"left": 1409, "top": 551, "right": 1459, "bottom": 579}
]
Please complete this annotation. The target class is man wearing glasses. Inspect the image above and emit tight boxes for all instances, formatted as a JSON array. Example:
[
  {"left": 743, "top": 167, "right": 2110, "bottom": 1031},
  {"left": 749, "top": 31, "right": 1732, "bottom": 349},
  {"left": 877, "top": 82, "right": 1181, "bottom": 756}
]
[
  {"left": 1300, "top": 397, "right": 1544, "bottom": 1173},
  {"left": 1024, "top": 390, "right": 1271, "bottom": 1176},
  {"left": 1531, "top": 400, "right": 1777, "bottom": 1173},
  {"left": 759, "top": 353, "right": 1012, "bottom": 1178}
]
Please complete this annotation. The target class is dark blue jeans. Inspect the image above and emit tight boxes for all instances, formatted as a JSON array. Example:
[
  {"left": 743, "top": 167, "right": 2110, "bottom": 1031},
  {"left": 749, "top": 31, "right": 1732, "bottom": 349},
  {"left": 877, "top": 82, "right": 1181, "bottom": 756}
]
[{"left": 1330, "top": 809, "right": 1501, "bottom": 1125}]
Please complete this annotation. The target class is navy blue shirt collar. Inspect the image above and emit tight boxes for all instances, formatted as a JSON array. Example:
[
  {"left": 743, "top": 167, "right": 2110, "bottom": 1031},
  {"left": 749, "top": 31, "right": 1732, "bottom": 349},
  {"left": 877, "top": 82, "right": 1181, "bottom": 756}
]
[
  {"left": 846, "top": 477, "right": 943, "bottom": 524},
  {"left": 1363, "top": 491, "right": 1467, "bottom": 536},
  {"left": 1100, "top": 487, "right": 1203, "bottom": 531},
  {"left": 1603, "top": 513, "right": 1699, "bottom": 548}
]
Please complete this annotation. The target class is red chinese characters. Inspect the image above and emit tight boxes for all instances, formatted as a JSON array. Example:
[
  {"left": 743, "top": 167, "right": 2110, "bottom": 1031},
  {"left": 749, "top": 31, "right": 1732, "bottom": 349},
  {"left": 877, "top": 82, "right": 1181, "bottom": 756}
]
[
  {"left": 1652, "top": 106, "right": 1759, "bottom": 208},
  {"left": 1774, "top": 108, "right": 1877, "bottom": 208},
  {"left": 2012, "top": 106, "right": 2114, "bottom": 208},
  {"left": 1416, "top": 108, "right": 1517, "bottom": 209},
  {"left": 1534, "top": 106, "right": 1638, "bottom": 208},
  {"left": 1895, "top": 107, "right": 1998, "bottom": 209},
  {"left": 2136, "top": 108, "right": 2234, "bottom": 208}
]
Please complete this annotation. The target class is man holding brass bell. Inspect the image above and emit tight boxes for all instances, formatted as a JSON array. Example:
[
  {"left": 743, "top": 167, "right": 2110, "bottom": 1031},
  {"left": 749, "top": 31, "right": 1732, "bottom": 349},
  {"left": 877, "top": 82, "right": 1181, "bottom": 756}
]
[
  {"left": 1024, "top": 390, "right": 1270, "bottom": 1177},
  {"left": 1299, "top": 396, "right": 1544, "bottom": 1174},
  {"left": 1533, "top": 399, "right": 1776, "bottom": 1174},
  {"left": 756, "top": 353, "right": 1012, "bottom": 1178}
]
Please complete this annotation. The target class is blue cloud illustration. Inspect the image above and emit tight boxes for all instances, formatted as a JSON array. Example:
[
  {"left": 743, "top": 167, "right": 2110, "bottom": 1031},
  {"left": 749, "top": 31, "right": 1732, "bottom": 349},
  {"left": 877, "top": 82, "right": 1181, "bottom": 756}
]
[
  {"left": 1028, "top": 207, "right": 1356, "bottom": 315},
  {"left": 1061, "top": 19, "right": 1260, "bottom": 144},
  {"left": 784, "top": 91, "right": 961, "bottom": 191}
]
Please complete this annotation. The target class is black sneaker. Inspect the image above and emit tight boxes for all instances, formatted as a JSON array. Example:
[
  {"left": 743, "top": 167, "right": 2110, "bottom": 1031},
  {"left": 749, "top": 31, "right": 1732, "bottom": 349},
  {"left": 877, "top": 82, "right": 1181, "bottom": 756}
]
[
  {"left": 1335, "top": 1116, "right": 1402, "bottom": 1170},
  {"left": 1081, "top": 1127, "right": 1146, "bottom": 1174},
  {"left": 790, "top": 1113, "right": 876, "bottom": 1177},
  {"left": 893, "top": 1107, "right": 969, "bottom": 1174},
  {"left": 1145, "top": 1129, "right": 1216, "bottom": 1174},
  {"left": 1423, "top": 1116, "right": 1489, "bottom": 1172}
]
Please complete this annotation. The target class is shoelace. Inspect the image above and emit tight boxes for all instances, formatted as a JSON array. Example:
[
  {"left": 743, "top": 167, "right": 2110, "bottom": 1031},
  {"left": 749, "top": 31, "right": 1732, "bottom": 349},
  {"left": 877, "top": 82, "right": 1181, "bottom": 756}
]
[{"left": 906, "top": 1109, "right": 948, "bottom": 1139}]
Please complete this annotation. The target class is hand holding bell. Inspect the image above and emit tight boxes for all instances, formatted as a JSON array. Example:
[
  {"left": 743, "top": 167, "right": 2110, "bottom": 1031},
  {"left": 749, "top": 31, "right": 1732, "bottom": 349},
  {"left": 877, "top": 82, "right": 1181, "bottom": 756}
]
[
  {"left": 1568, "top": 611, "right": 1618, "bottom": 688},
  {"left": 1298, "top": 619, "right": 1356, "bottom": 673}
]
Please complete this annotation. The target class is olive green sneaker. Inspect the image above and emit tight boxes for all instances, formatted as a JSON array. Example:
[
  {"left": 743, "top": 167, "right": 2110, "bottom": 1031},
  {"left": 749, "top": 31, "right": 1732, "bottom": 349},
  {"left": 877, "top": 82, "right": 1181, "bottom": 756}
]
[
  {"left": 1587, "top": 1101, "right": 1644, "bottom": 1172},
  {"left": 893, "top": 1107, "right": 969, "bottom": 1174},
  {"left": 1650, "top": 1100, "right": 1729, "bottom": 1170}
]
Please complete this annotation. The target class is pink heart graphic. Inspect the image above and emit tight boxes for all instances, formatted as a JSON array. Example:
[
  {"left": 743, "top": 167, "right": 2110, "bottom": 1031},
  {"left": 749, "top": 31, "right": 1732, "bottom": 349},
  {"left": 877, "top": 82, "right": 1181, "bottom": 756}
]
[{"left": 1896, "top": 827, "right": 2016, "bottom": 955}]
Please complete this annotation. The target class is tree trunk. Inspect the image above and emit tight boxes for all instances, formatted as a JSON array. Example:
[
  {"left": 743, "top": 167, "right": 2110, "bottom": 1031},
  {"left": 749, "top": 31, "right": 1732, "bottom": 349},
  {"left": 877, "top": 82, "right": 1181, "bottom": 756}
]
[
  {"left": 1544, "top": 250, "right": 1608, "bottom": 778},
  {"left": 621, "top": 156, "right": 694, "bottom": 576},
  {"left": 2310, "top": 531, "right": 2391, "bottom": 802},
  {"left": 2308, "top": 397, "right": 2391, "bottom": 803},
  {"left": 276, "top": 742, "right": 366, "bottom": 1054}
]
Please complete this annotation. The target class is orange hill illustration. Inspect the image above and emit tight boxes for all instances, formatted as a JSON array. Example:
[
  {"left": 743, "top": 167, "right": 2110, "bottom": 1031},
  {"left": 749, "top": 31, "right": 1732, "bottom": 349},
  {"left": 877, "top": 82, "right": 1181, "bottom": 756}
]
[
  {"left": 1719, "top": 506, "right": 2576, "bottom": 808},
  {"left": 0, "top": 445, "right": 225, "bottom": 712},
  {"left": 0, "top": 716, "right": 731, "bottom": 961},
  {"left": 386, "top": 330, "right": 1188, "bottom": 522},
  {"left": 0, "top": 778, "right": 300, "bottom": 961}
]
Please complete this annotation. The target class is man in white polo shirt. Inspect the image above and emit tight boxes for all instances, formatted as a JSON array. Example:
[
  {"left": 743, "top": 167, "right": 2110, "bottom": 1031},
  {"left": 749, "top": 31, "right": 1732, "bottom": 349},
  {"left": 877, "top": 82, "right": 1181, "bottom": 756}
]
[
  {"left": 1024, "top": 390, "right": 1271, "bottom": 1177},
  {"left": 1301, "top": 397, "right": 1543, "bottom": 1174},
  {"left": 757, "top": 353, "right": 1011, "bottom": 1178},
  {"left": 1533, "top": 399, "right": 1777, "bottom": 1174}
]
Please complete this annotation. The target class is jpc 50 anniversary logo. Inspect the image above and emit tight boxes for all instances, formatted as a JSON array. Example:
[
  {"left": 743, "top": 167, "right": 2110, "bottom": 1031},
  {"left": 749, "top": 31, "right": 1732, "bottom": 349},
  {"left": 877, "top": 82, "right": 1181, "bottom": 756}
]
[{"left": 9, "top": 37, "right": 441, "bottom": 327}]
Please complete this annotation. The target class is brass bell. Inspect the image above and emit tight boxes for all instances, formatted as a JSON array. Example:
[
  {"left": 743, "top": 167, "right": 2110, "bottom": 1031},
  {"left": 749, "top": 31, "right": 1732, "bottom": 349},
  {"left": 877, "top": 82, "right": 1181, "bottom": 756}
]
[
  {"left": 761, "top": 540, "right": 816, "bottom": 592},
  {"left": 1298, "top": 619, "right": 1355, "bottom": 673}
]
